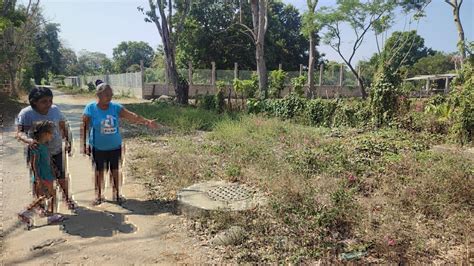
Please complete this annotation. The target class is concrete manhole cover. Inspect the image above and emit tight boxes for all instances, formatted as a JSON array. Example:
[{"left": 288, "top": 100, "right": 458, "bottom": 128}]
[
  {"left": 177, "top": 181, "right": 266, "bottom": 214},
  {"left": 207, "top": 185, "right": 252, "bottom": 202}
]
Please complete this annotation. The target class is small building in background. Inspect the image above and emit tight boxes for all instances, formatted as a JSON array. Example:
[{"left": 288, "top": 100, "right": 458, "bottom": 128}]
[{"left": 404, "top": 73, "right": 457, "bottom": 97}]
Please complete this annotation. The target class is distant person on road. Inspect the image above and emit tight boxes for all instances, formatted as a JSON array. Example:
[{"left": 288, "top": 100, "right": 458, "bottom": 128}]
[
  {"left": 81, "top": 80, "right": 160, "bottom": 206},
  {"left": 18, "top": 121, "right": 65, "bottom": 228},
  {"left": 16, "top": 87, "right": 77, "bottom": 211}
]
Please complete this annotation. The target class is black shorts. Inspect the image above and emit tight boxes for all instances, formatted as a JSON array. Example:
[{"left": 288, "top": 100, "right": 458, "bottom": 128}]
[
  {"left": 51, "top": 152, "right": 65, "bottom": 179},
  {"left": 92, "top": 147, "right": 122, "bottom": 172}
]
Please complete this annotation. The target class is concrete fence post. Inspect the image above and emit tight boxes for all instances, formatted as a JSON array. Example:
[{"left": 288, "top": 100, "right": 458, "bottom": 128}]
[
  {"left": 299, "top": 64, "right": 303, "bottom": 76},
  {"left": 339, "top": 64, "right": 344, "bottom": 87},
  {"left": 234, "top": 62, "right": 238, "bottom": 80},
  {"left": 357, "top": 66, "right": 361, "bottom": 88},
  {"left": 188, "top": 61, "right": 193, "bottom": 85},
  {"left": 211, "top": 61, "right": 216, "bottom": 85},
  {"left": 140, "top": 60, "right": 145, "bottom": 98},
  {"left": 319, "top": 64, "right": 323, "bottom": 87}
]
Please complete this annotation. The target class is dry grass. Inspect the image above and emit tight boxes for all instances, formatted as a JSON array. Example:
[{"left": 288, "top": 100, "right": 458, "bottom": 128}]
[{"left": 124, "top": 104, "right": 473, "bottom": 263}]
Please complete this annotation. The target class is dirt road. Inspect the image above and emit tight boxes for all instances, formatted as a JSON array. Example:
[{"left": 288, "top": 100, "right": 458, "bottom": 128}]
[{"left": 1, "top": 91, "right": 215, "bottom": 264}]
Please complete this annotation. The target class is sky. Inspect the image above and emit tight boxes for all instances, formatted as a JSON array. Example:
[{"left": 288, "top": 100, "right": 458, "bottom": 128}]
[{"left": 22, "top": 0, "right": 474, "bottom": 66}]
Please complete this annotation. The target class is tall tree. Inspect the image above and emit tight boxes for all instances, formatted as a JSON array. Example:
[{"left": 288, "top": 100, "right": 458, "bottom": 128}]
[
  {"left": 32, "top": 23, "right": 62, "bottom": 83},
  {"left": 441, "top": 0, "right": 466, "bottom": 62},
  {"left": 380, "top": 31, "right": 435, "bottom": 70},
  {"left": 265, "top": 2, "right": 310, "bottom": 70},
  {"left": 317, "top": 0, "right": 397, "bottom": 99},
  {"left": 410, "top": 52, "right": 455, "bottom": 76},
  {"left": 239, "top": 0, "right": 269, "bottom": 98},
  {"left": 112, "top": 41, "right": 154, "bottom": 73},
  {"left": 141, "top": 0, "right": 191, "bottom": 105},
  {"left": 76, "top": 50, "right": 113, "bottom": 75},
  {"left": 175, "top": 0, "right": 309, "bottom": 70},
  {"left": 302, "top": 0, "right": 319, "bottom": 98},
  {"left": 359, "top": 30, "right": 435, "bottom": 86},
  {"left": 401, "top": 0, "right": 467, "bottom": 62},
  {"left": 0, "top": 0, "right": 41, "bottom": 96},
  {"left": 59, "top": 46, "right": 79, "bottom": 76}
]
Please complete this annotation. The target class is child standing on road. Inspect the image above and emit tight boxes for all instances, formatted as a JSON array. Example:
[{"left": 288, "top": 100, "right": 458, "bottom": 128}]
[
  {"left": 16, "top": 87, "right": 76, "bottom": 211},
  {"left": 18, "top": 121, "right": 64, "bottom": 228}
]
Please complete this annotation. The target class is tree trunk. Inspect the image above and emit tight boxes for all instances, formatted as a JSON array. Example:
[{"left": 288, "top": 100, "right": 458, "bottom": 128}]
[
  {"left": 250, "top": 0, "right": 268, "bottom": 99},
  {"left": 451, "top": 1, "right": 466, "bottom": 61},
  {"left": 347, "top": 64, "right": 366, "bottom": 99},
  {"left": 149, "top": 0, "right": 189, "bottom": 105},
  {"left": 308, "top": 33, "right": 316, "bottom": 98},
  {"left": 256, "top": 41, "right": 267, "bottom": 99}
]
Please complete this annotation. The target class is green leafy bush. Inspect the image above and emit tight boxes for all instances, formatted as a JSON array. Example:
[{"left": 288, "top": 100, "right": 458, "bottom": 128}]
[
  {"left": 197, "top": 93, "right": 216, "bottom": 111},
  {"left": 291, "top": 75, "right": 307, "bottom": 97},
  {"left": 449, "top": 62, "right": 473, "bottom": 144},
  {"left": 86, "top": 82, "right": 96, "bottom": 92},
  {"left": 370, "top": 71, "right": 401, "bottom": 127},
  {"left": 215, "top": 81, "right": 226, "bottom": 113},
  {"left": 269, "top": 70, "right": 287, "bottom": 98}
]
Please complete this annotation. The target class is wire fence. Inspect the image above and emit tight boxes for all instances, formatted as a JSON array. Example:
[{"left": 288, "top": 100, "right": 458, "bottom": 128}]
[
  {"left": 144, "top": 66, "right": 359, "bottom": 86},
  {"left": 72, "top": 63, "right": 362, "bottom": 99}
]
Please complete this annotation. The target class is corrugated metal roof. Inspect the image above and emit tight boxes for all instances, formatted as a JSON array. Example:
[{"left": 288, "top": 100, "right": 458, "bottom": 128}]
[{"left": 404, "top": 74, "right": 457, "bottom": 81}]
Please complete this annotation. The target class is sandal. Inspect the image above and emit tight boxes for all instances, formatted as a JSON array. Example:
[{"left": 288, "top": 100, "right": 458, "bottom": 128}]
[
  {"left": 66, "top": 199, "right": 78, "bottom": 211},
  {"left": 115, "top": 196, "right": 126, "bottom": 206},
  {"left": 92, "top": 197, "right": 104, "bottom": 206},
  {"left": 18, "top": 210, "right": 33, "bottom": 229},
  {"left": 47, "top": 214, "right": 65, "bottom": 224},
  {"left": 37, "top": 207, "right": 52, "bottom": 218}
]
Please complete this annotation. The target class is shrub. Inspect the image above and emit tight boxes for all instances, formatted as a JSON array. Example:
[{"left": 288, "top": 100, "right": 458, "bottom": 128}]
[
  {"left": 304, "top": 99, "right": 337, "bottom": 127},
  {"left": 269, "top": 70, "right": 287, "bottom": 98},
  {"left": 272, "top": 93, "right": 307, "bottom": 119},
  {"left": 215, "top": 81, "right": 226, "bottom": 113},
  {"left": 198, "top": 93, "right": 216, "bottom": 111},
  {"left": 370, "top": 71, "right": 401, "bottom": 127},
  {"left": 20, "top": 68, "right": 35, "bottom": 92},
  {"left": 449, "top": 62, "right": 473, "bottom": 144},
  {"left": 86, "top": 82, "right": 96, "bottom": 92},
  {"left": 291, "top": 75, "right": 307, "bottom": 97}
]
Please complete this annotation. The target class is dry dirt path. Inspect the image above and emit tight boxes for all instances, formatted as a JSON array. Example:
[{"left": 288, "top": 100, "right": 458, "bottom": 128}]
[{"left": 1, "top": 91, "right": 216, "bottom": 264}]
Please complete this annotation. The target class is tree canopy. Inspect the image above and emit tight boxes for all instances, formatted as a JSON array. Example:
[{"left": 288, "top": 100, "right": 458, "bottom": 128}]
[
  {"left": 175, "top": 0, "right": 312, "bottom": 70},
  {"left": 112, "top": 41, "right": 154, "bottom": 73}
]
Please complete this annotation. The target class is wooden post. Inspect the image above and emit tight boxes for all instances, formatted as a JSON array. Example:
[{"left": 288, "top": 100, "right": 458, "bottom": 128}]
[
  {"left": 339, "top": 64, "right": 344, "bottom": 87},
  {"left": 211, "top": 61, "right": 216, "bottom": 85},
  {"left": 234, "top": 62, "right": 238, "bottom": 80},
  {"left": 278, "top": 63, "right": 282, "bottom": 70},
  {"left": 299, "top": 64, "right": 303, "bottom": 76},
  {"left": 188, "top": 61, "right": 193, "bottom": 85}
]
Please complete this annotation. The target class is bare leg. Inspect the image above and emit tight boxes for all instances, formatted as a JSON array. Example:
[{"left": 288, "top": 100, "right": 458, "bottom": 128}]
[
  {"left": 57, "top": 178, "right": 69, "bottom": 200},
  {"left": 95, "top": 170, "right": 105, "bottom": 201},
  {"left": 111, "top": 169, "right": 120, "bottom": 200}
]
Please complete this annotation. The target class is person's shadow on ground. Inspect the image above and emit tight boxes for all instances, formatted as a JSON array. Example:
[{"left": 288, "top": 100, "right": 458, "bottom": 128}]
[
  {"left": 60, "top": 206, "right": 136, "bottom": 238},
  {"left": 114, "top": 198, "right": 178, "bottom": 216}
]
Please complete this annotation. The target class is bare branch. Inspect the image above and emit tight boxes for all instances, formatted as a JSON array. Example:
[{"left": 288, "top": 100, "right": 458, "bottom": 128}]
[
  {"left": 168, "top": 0, "right": 172, "bottom": 33},
  {"left": 237, "top": 22, "right": 257, "bottom": 41},
  {"left": 444, "top": 0, "right": 456, "bottom": 8}
]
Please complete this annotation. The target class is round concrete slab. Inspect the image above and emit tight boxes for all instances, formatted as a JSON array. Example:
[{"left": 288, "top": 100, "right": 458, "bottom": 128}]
[{"left": 177, "top": 181, "right": 266, "bottom": 215}]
